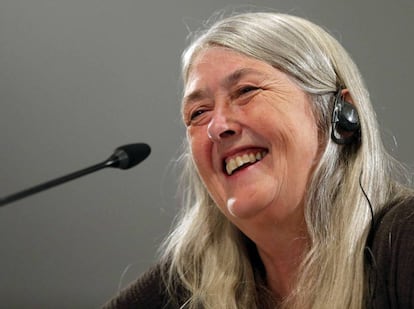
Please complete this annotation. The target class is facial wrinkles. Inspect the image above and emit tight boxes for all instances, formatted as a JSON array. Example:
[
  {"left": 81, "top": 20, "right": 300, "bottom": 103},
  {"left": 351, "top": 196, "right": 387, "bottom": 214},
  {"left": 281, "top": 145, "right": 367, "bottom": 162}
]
[
  {"left": 264, "top": 91, "right": 318, "bottom": 163},
  {"left": 253, "top": 79, "right": 318, "bottom": 203},
  {"left": 183, "top": 46, "right": 320, "bottom": 229},
  {"left": 274, "top": 102, "right": 319, "bottom": 207},
  {"left": 183, "top": 56, "right": 281, "bottom": 126},
  {"left": 187, "top": 70, "right": 295, "bottom": 177}
]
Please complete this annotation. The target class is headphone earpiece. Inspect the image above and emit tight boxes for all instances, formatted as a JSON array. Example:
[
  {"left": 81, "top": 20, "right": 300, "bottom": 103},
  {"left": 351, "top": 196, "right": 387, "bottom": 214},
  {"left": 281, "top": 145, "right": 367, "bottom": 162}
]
[{"left": 331, "top": 90, "right": 360, "bottom": 145}]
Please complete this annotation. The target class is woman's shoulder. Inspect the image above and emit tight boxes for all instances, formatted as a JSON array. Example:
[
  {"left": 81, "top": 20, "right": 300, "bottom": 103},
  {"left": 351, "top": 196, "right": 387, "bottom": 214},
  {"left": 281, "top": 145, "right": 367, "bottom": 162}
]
[
  {"left": 374, "top": 196, "right": 414, "bottom": 238},
  {"left": 102, "top": 263, "right": 176, "bottom": 309},
  {"left": 371, "top": 196, "right": 414, "bottom": 257},
  {"left": 368, "top": 196, "right": 414, "bottom": 308}
]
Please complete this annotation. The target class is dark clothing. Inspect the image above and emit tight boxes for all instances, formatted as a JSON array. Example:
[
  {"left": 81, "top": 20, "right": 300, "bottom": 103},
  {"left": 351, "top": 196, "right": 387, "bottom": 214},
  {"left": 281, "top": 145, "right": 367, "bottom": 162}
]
[
  {"left": 103, "top": 263, "right": 177, "bottom": 309},
  {"left": 103, "top": 199, "right": 414, "bottom": 308},
  {"left": 367, "top": 199, "right": 414, "bottom": 308}
]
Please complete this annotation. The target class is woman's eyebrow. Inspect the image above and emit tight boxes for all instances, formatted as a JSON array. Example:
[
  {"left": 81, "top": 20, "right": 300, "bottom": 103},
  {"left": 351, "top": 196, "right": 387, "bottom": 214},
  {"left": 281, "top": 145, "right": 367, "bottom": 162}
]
[
  {"left": 222, "top": 68, "right": 268, "bottom": 87},
  {"left": 182, "top": 89, "right": 208, "bottom": 107}
]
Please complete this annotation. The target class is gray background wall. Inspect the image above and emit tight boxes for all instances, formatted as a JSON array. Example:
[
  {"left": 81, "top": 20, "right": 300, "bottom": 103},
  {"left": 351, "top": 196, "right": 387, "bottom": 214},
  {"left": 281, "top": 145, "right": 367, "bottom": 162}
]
[{"left": 0, "top": 0, "right": 412, "bottom": 307}]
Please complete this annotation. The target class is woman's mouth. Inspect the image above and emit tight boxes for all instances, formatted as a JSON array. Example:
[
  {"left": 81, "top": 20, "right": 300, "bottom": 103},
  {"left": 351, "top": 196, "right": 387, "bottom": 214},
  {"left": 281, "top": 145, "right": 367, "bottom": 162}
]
[{"left": 224, "top": 149, "right": 268, "bottom": 175}]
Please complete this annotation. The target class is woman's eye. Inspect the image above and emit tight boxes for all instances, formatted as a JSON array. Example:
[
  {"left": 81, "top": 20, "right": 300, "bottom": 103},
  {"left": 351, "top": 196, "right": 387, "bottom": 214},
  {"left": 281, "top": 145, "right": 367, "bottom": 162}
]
[
  {"left": 190, "top": 109, "right": 205, "bottom": 120},
  {"left": 185, "top": 108, "right": 209, "bottom": 126},
  {"left": 184, "top": 104, "right": 211, "bottom": 126},
  {"left": 237, "top": 86, "right": 259, "bottom": 96}
]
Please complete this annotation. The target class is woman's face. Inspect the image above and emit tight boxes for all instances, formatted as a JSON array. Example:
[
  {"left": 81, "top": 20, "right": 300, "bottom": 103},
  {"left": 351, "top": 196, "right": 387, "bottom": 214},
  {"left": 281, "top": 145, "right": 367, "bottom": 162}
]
[{"left": 182, "top": 47, "right": 320, "bottom": 227}]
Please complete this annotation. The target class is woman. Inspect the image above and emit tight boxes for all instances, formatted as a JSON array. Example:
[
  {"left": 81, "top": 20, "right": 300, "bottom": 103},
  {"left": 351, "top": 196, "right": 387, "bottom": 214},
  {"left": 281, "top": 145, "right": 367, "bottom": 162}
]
[{"left": 105, "top": 12, "right": 414, "bottom": 308}]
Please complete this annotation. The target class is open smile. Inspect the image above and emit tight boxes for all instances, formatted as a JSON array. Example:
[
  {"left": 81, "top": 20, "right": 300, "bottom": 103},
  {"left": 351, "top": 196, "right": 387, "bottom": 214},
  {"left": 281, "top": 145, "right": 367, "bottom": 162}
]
[{"left": 224, "top": 149, "right": 268, "bottom": 175}]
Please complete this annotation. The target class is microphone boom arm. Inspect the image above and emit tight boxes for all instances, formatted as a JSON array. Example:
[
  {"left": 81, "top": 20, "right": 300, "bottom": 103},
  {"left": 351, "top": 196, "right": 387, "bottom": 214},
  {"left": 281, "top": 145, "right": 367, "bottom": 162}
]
[
  {"left": 0, "top": 143, "right": 150, "bottom": 207},
  {"left": 0, "top": 160, "right": 111, "bottom": 207}
]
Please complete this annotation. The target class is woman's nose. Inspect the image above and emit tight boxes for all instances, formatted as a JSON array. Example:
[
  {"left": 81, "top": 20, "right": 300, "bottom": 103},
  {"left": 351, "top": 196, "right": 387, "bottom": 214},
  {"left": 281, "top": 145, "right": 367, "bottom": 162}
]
[{"left": 207, "top": 106, "right": 240, "bottom": 142}]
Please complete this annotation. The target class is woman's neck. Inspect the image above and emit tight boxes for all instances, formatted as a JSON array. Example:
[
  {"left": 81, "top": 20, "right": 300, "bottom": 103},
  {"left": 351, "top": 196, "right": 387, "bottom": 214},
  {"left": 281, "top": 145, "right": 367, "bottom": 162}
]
[
  {"left": 256, "top": 232, "right": 308, "bottom": 299},
  {"left": 235, "top": 200, "right": 310, "bottom": 299}
]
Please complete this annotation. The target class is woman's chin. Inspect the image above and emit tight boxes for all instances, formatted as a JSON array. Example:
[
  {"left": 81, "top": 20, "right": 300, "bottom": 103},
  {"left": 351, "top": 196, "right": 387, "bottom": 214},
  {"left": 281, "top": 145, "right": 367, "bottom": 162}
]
[{"left": 226, "top": 195, "right": 272, "bottom": 219}]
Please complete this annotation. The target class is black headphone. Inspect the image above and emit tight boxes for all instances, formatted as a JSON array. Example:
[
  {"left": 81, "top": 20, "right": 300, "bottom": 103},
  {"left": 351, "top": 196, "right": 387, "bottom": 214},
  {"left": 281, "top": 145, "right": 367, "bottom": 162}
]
[{"left": 331, "top": 90, "right": 361, "bottom": 145}]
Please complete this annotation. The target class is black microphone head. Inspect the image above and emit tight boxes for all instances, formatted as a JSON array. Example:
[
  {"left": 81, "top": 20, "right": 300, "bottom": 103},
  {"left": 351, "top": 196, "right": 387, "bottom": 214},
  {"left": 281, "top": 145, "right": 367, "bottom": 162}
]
[{"left": 109, "top": 143, "right": 151, "bottom": 169}]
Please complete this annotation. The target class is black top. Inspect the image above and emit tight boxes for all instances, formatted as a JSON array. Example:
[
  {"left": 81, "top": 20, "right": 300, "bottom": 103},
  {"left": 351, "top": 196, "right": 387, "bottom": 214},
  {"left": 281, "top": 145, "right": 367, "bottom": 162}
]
[
  {"left": 367, "top": 198, "right": 414, "bottom": 308},
  {"left": 103, "top": 199, "right": 414, "bottom": 308},
  {"left": 103, "top": 263, "right": 176, "bottom": 309}
]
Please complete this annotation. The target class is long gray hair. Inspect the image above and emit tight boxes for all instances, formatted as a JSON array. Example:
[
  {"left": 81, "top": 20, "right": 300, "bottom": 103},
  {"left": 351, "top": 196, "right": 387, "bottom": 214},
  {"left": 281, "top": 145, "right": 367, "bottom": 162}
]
[{"left": 161, "top": 12, "right": 411, "bottom": 308}]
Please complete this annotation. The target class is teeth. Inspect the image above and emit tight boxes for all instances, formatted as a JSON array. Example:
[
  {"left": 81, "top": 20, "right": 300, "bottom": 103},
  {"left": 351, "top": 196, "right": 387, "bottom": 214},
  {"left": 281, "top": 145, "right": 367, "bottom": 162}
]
[
  {"left": 225, "top": 151, "right": 267, "bottom": 175},
  {"left": 236, "top": 156, "right": 244, "bottom": 166},
  {"left": 226, "top": 159, "right": 237, "bottom": 175}
]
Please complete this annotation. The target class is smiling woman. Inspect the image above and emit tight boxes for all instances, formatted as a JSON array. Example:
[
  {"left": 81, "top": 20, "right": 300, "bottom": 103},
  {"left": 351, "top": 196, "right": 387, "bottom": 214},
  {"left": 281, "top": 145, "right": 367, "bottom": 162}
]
[
  {"left": 104, "top": 11, "right": 414, "bottom": 309},
  {"left": 183, "top": 47, "right": 320, "bottom": 223}
]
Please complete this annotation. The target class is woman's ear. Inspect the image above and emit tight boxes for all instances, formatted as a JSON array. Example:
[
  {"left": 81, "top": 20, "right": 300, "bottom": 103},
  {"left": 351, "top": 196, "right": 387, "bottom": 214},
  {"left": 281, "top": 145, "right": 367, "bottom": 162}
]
[
  {"left": 331, "top": 88, "right": 360, "bottom": 144},
  {"left": 341, "top": 88, "right": 354, "bottom": 105}
]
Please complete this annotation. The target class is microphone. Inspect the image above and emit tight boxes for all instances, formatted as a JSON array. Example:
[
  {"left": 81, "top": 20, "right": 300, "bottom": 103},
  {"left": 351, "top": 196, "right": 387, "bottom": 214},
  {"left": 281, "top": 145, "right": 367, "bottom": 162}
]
[{"left": 0, "top": 143, "right": 151, "bottom": 207}]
